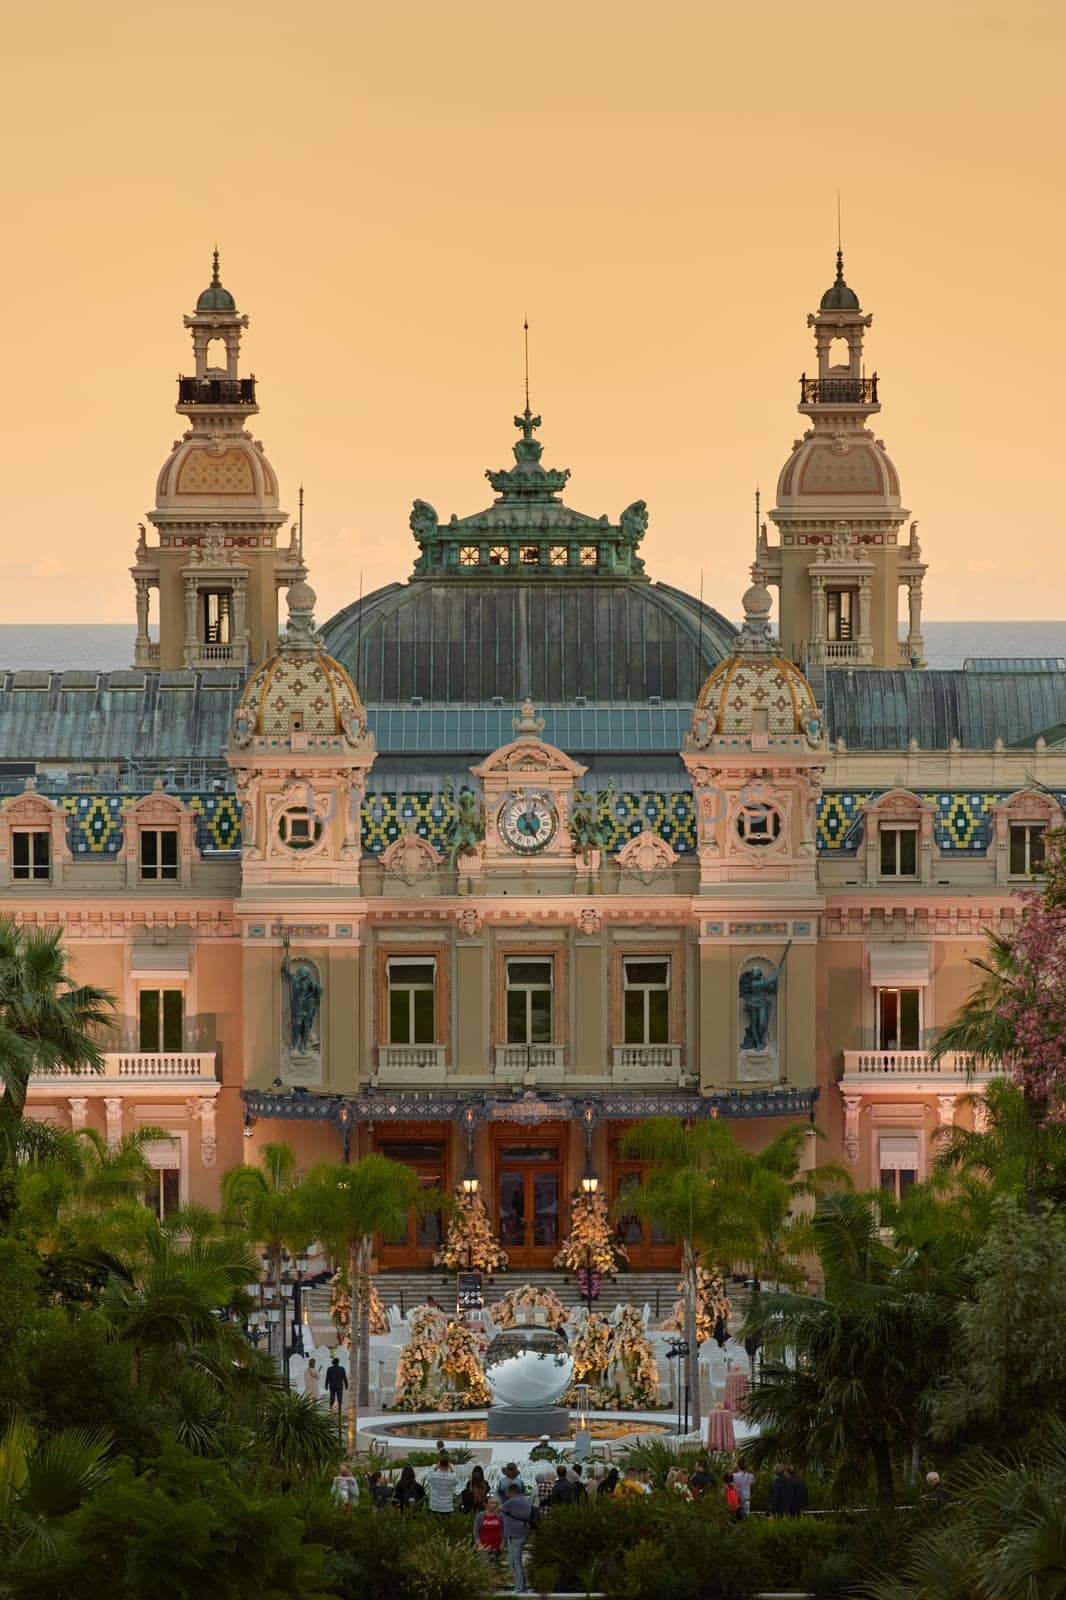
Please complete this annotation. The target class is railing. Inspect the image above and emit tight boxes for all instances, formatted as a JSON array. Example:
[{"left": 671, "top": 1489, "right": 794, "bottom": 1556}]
[
  {"left": 799, "top": 375, "right": 878, "bottom": 405},
  {"left": 493, "top": 1044, "right": 565, "bottom": 1081},
  {"left": 377, "top": 1045, "right": 447, "bottom": 1083},
  {"left": 134, "top": 641, "right": 161, "bottom": 664},
  {"left": 31, "top": 1051, "right": 218, "bottom": 1086},
  {"left": 805, "top": 639, "right": 860, "bottom": 665},
  {"left": 195, "top": 643, "right": 236, "bottom": 663},
  {"left": 177, "top": 376, "right": 257, "bottom": 406},
  {"left": 612, "top": 1044, "right": 682, "bottom": 1083},
  {"left": 842, "top": 1049, "right": 988, "bottom": 1079}
]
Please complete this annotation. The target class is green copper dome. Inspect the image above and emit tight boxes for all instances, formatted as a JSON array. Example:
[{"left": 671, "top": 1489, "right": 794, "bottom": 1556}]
[
  {"left": 819, "top": 249, "right": 860, "bottom": 312},
  {"left": 196, "top": 249, "right": 237, "bottom": 313}
]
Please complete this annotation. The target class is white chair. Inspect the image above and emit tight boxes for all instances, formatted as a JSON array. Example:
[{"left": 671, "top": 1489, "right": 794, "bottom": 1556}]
[
  {"left": 641, "top": 1302, "right": 652, "bottom": 1330},
  {"left": 387, "top": 1304, "right": 404, "bottom": 1331},
  {"left": 532, "top": 1306, "right": 549, "bottom": 1326}
]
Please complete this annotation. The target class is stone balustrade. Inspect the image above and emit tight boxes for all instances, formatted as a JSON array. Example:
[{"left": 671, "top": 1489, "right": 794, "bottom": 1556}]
[
  {"left": 33, "top": 1051, "right": 218, "bottom": 1086},
  {"left": 842, "top": 1048, "right": 988, "bottom": 1079},
  {"left": 377, "top": 1044, "right": 447, "bottom": 1083},
  {"left": 611, "top": 1043, "right": 682, "bottom": 1083}
]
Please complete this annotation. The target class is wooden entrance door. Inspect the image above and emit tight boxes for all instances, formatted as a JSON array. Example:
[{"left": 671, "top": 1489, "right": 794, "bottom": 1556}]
[
  {"left": 493, "top": 1127, "right": 565, "bottom": 1270},
  {"left": 375, "top": 1134, "right": 448, "bottom": 1269},
  {"left": 612, "top": 1163, "right": 680, "bottom": 1271}
]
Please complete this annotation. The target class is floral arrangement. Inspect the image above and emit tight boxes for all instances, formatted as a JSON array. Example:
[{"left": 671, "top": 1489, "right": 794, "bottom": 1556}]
[
  {"left": 566, "top": 1304, "right": 660, "bottom": 1410},
  {"left": 433, "top": 1188, "right": 509, "bottom": 1274},
  {"left": 330, "top": 1272, "right": 389, "bottom": 1337},
  {"left": 661, "top": 1261, "right": 732, "bottom": 1345},
  {"left": 392, "top": 1306, "right": 490, "bottom": 1411},
  {"left": 493, "top": 1283, "right": 568, "bottom": 1331},
  {"left": 553, "top": 1188, "right": 627, "bottom": 1279},
  {"left": 438, "top": 1319, "right": 491, "bottom": 1409},
  {"left": 393, "top": 1306, "right": 447, "bottom": 1410}
]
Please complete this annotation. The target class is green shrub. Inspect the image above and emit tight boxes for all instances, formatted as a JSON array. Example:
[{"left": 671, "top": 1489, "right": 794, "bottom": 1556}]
[
  {"left": 398, "top": 1539, "right": 495, "bottom": 1600},
  {"left": 740, "top": 1514, "right": 839, "bottom": 1588}
]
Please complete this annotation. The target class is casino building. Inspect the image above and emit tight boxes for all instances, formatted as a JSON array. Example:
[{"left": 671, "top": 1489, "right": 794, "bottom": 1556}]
[{"left": 10, "top": 252, "right": 1065, "bottom": 1267}]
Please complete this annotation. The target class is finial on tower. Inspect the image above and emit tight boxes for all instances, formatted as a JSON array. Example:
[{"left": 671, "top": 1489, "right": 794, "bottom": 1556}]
[
  {"left": 212, "top": 246, "right": 221, "bottom": 286},
  {"left": 523, "top": 315, "right": 531, "bottom": 413}
]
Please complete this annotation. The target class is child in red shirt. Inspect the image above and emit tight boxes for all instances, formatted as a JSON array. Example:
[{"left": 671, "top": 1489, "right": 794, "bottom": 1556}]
[{"left": 473, "top": 1495, "right": 504, "bottom": 1571}]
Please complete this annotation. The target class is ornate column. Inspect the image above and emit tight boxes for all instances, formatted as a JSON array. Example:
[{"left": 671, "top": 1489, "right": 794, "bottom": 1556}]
[
  {"left": 134, "top": 577, "right": 151, "bottom": 648},
  {"left": 231, "top": 577, "right": 248, "bottom": 665},
  {"left": 103, "top": 1096, "right": 123, "bottom": 1149},
  {"left": 809, "top": 571, "right": 826, "bottom": 662},
  {"left": 183, "top": 576, "right": 200, "bottom": 668},
  {"left": 857, "top": 574, "right": 873, "bottom": 663},
  {"left": 906, "top": 575, "right": 925, "bottom": 664},
  {"left": 68, "top": 1096, "right": 89, "bottom": 1131},
  {"left": 842, "top": 1093, "right": 863, "bottom": 1167},
  {"left": 190, "top": 1096, "right": 217, "bottom": 1167}
]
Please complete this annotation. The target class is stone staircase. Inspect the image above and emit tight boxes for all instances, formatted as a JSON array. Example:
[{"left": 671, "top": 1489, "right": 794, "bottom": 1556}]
[{"left": 305, "top": 1269, "right": 694, "bottom": 1329}]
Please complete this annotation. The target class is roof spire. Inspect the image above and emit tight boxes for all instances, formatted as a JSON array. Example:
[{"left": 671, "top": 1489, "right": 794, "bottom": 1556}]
[
  {"left": 523, "top": 315, "right": 531, "bottom": 413},
  {"left": 212, "top": 245, "right": 221, "bottom": 286}
]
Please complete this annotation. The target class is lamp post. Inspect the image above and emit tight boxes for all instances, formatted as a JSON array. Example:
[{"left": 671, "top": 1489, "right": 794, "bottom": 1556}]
[
  {"left": 580, "top": 1171, "right": 599, "bottom": 1317},
  {"left": 460, "top": 1171, "right": 479, "bottom": 1272}
]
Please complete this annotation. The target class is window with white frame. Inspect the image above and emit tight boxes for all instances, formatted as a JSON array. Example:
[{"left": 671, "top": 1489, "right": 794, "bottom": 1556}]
[
  {"left": 505, "top": 958, "right": 553, "bottom": 1043},
  {"left": 877, "top": 987, "right": 921, "bottom": 1050},
  {"left": 878, "top": 1135, "right": 919, "bottom": 1202},
  {"left": 1009, "top": 822, "right": 1047, "bottom": 877},
  {"left": 12, "top": 830, "right": 51, "bottom": 881},
  {"left": 879, "top": 823, "right": 918, "bottom": 878},
  {"left": 140, "top": 828, "right": 179, "bottom": 882},
  {"left": 387, "top": 958, "right": 436, "bottom": 1044},
  {"left": 138, "top": 987, "right": 184, "bottom": 1052},
  {"left": 623, "top": 957, "right": 670, "bottom": 1044},
  {"left": 826, "top": 588, "right": 854, "bottom": 642},
  {"left": 142, "top": 1138, "right": 182, "bottom": 1218}
]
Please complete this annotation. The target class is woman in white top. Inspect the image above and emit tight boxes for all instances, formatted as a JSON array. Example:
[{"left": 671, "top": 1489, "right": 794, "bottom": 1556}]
[{"left": 303, "top": 1358, "right": 322, "bottom": 1398}]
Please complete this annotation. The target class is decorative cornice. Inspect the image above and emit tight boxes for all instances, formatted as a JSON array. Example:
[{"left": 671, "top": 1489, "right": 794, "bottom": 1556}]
[{"left": 241, "top": 1084, "right": 818, "bottom": 1128}]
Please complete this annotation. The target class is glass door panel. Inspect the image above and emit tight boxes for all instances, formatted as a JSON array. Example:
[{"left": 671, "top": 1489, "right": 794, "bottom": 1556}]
[{"left": 531, "top": 1173, "right": 559, "bottom": 1247}]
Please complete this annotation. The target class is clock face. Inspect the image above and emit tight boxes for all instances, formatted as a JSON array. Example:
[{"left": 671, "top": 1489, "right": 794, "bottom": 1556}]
[{"left": 498, "top": 793, "right": 559, "bottom": 853}]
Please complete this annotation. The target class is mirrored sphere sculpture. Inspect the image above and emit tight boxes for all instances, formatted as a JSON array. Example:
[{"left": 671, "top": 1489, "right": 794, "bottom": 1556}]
[{"left": 484, "top": 1327, "right": 574, "bottom": 1409}]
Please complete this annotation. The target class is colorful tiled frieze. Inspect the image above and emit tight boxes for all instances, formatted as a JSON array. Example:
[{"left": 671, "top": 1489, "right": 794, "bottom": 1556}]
[
  {"left": 816, "top": 791, "right": 1066, "bottom": 853},
  {"left": 12, "top": 788, "right": 1064, "bottom": 860}
]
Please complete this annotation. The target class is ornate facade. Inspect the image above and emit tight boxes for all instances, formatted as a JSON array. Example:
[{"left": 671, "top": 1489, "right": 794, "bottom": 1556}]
[{"left": 10, "top": 254, "right": 1063, "bottom": 1261}]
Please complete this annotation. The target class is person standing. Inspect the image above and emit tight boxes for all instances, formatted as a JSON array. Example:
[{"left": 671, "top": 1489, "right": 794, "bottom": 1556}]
[
  {"left": 393, "top": 1464, "right": 425, "bottom": 1512},
  {"left": 324, "top": 1356, "right": 348, "bottom": 1412},
  {"left": 303, "top": 1358, "right": 321, "bottom": 1399},
  {"left": 689, "top": 1458, "right": 716, "bottom": 1497},
  {"left": 330, "top": 1462, "right": 359, "bottom": 1511},
  {"left": 473, "top": 1495, "right": 504, "bottom": 1573},
  {"left": 461, "top": 1464, "right": 489, "bottom": 1515},
  {"left": 785, "top": 1466, "right": 809, "bottom": 1516},
  {"left": 549, "top": 1464, "right": 578, "bottom": 1507},
  {"left": 497, "top": 1462, "right": 526, "bottom": 1500},
  {"left": 502, "top": 1483, "right": 535, "bottom": 1594},
  {"left": 597, "top": 1467, "right": 619, "bottom": 1496},
  {"left": 768, "top": 1465, "right": 789, "bottom": 1516},
  {"left": 425, "top": 1454, "right": 458, "bottom": 1516},
  {"left": 733, "top": 1464, "right": 754, "bottom": 1516},
  {"left": 722, "top": 1472, "right": 741, "bottom": 1518}
]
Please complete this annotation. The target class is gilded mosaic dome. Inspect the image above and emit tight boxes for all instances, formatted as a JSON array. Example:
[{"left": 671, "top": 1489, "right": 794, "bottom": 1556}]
[
  {"left": 689, "top": 583, "right": 822, "bottom": 745},
  {"left": 233, "top": 584, "right": 370, "bottom": 747}
]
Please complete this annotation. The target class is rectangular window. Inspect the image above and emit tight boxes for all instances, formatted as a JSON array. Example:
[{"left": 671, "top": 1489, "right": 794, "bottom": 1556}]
[
  {"left": 877, "top": 987, "right": 921, "bottom": 1049},
  {"left": 12, "top": 830, "right": 51, "bottom": 881},
  {"left": 505, "top": 958, "right": 553, "bottom": 1044},
  {"left": 1009, "top": 822, "right": 1047, "bottom": 877},
  {"left": 826, "top": 589, "right": 854, "bottom": 642},
  {"left": 879, "top": 824, "right": 918, "bottom": 878},
  {"left": 879, "top": 1167, "right": 917, "bottom": 1203},
  {"left": 147, "top": 1166, "right": 181, "bottom": 1219},
  {"left": 202, "top": 590, "right": 232, "bottom": 645},
  {"left": 623, "top": 957, "right": 670, "bottom": 1044},
  {"left": 386, "top": 958, "right": 436, "bottom": 1044},
  {"left": 140, "top": 829, "right": 179, "bottom": 882},
  {"left": 139, "top": 988, "right": 184, "bottom": 1051}
]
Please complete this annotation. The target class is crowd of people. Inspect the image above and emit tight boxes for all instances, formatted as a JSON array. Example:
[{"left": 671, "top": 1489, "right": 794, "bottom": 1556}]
[{"left": 330, "top": 1449, "right": 812, "bottom": 1594}]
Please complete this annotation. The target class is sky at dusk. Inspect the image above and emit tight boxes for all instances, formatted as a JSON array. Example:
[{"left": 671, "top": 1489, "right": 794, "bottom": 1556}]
[{"left": 2, "top": 0, "right": 1064, "bottom": 626}]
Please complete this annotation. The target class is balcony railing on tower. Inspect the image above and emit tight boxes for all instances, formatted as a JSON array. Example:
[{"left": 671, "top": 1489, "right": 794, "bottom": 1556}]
[
  {"left": 177, "top": 376, "right": 258, "bottom": 406},
  {"left": 799, "top": 375, "right": 878, "bottom": 405}
]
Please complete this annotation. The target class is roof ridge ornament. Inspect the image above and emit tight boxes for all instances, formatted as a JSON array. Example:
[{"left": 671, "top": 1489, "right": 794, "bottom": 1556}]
[{"left": 512, "top": 698, "right": 545, "bottom": 739}]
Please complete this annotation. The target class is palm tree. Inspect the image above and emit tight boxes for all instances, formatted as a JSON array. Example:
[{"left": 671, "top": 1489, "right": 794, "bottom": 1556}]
[
  {"left": 0, "top": 919, "right": 116, "bottom": 1126},
  {"left": 934, "top": 1077, "right": 1066, "bottom": 1212},
  {"left": 221, "top": 1142, "right": 313, "bottom": 1370},
  {"left": 741, "top": 1124, "right": 851, "bottom": 1291},
  {"left": 744, "top": 1191, "right": 957, "bottom": 1508},
  {"left": 101, "top": 1226, "right": 259, "bottom": 1390},
  {"left": 928, "top": 930, "right": 1018, "bottom": 1070},
  {"left": 301, "top": 1154, "right": 435, "bottom": 1435},
  {"left": 617, "top": 1118, "right": 757, "bottom": 1433},
  {"left": 0, "top": 1415, "right": 111, "bottom": 1573}
]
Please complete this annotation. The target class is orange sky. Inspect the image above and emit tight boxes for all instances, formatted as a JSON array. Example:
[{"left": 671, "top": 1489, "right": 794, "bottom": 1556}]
[{"left": 2, "top": 0, "right": 1064, "bottom": 625}]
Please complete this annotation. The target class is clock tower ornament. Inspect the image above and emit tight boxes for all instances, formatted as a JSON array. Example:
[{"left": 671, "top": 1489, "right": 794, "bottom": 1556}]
[{"left": 471, "top": 700, "right": 588, "bottom": 870}]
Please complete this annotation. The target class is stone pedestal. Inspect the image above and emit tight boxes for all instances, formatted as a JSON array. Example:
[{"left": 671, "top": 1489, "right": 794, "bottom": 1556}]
[{"left": 486, "top": 1405, "right": 571, "bottom": 1439}]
